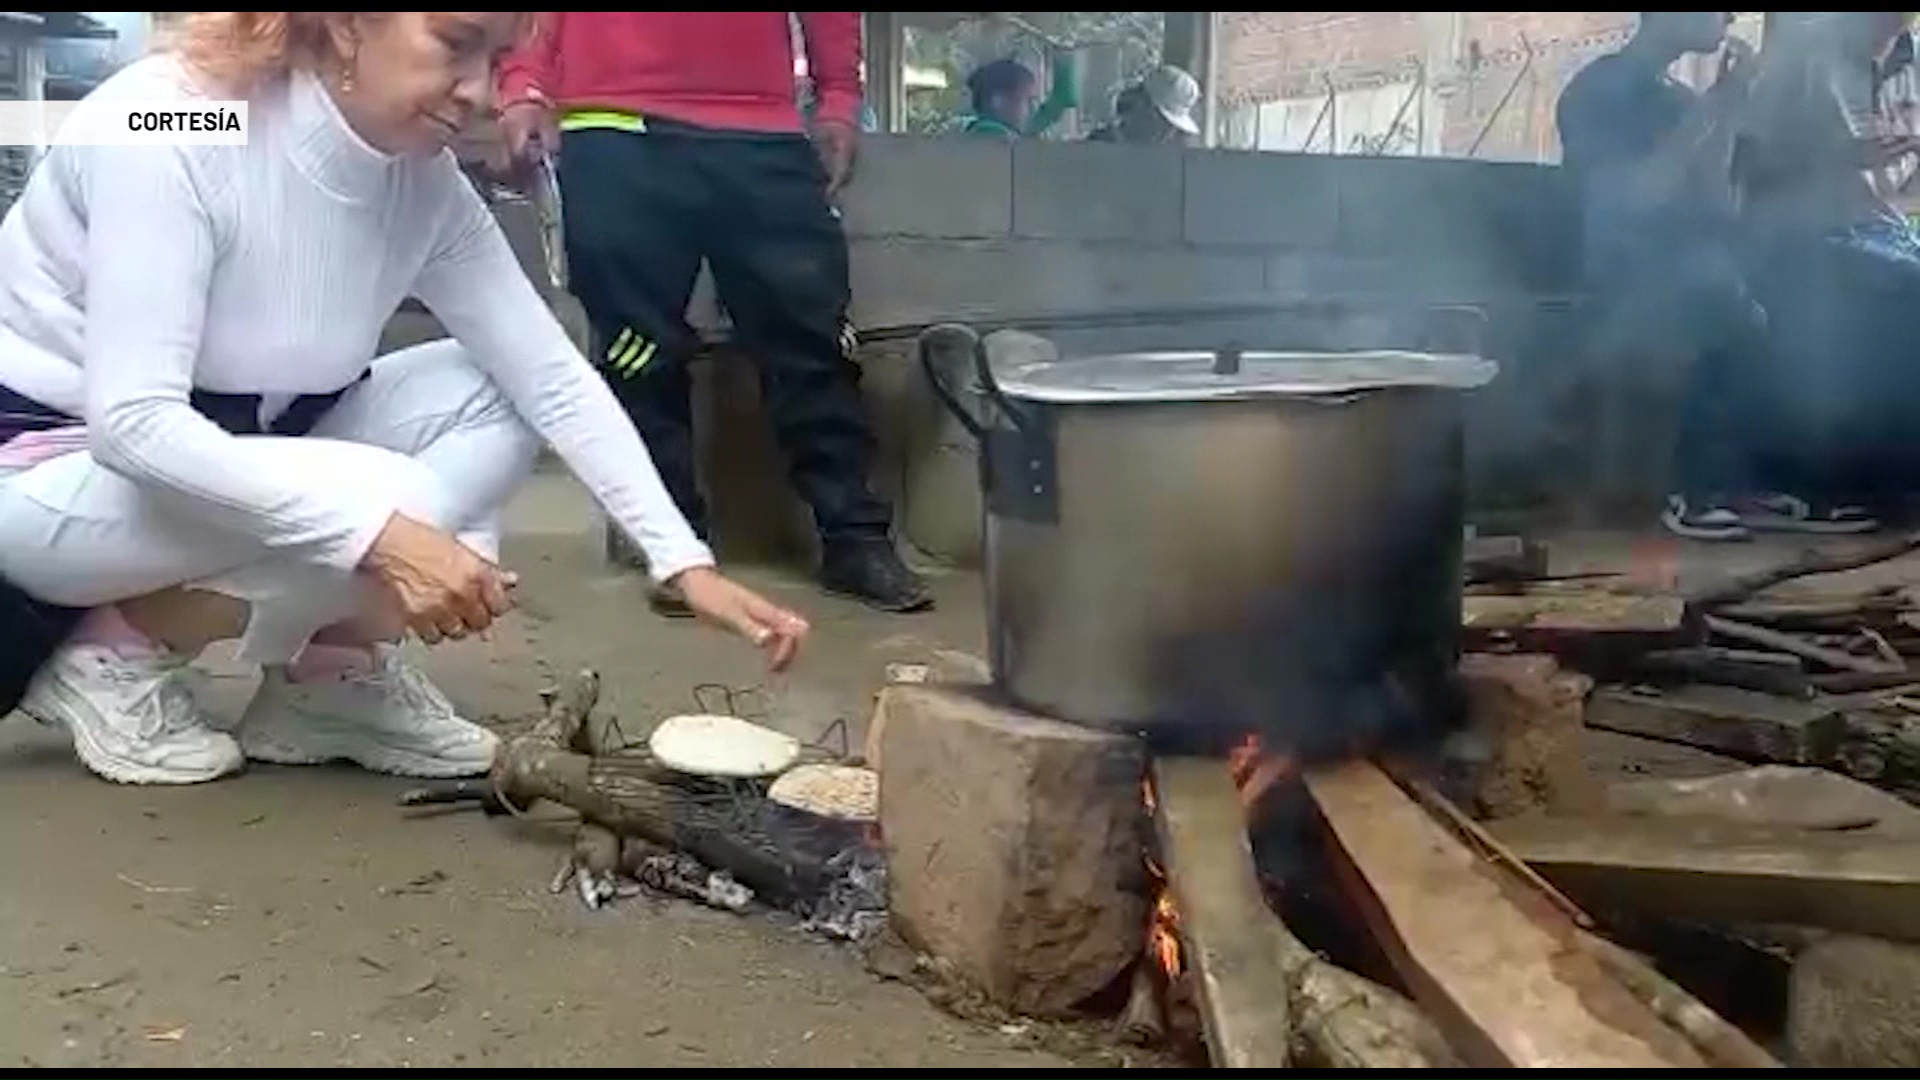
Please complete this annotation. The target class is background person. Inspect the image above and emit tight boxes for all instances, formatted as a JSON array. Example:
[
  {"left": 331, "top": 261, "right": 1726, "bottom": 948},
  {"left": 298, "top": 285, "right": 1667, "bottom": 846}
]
[
  {"left": 496, "top": 12, "right": 932, "bottom": 616},
  {"left": 956, "top": 53, "right": 1080, "bottom": 140},
  {"left": 1085, "top": 65, "right": 1200, "bottom": 145}
]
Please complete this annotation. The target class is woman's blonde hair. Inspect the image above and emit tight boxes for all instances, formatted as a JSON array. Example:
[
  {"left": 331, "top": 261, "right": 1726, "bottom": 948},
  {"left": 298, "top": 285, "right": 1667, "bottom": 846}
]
[
  {"left": 170, "top": 12, "right": 351, "bottom": 96},
  {"left": 168, "top": 12, "right": 540, "bottom": 97}
]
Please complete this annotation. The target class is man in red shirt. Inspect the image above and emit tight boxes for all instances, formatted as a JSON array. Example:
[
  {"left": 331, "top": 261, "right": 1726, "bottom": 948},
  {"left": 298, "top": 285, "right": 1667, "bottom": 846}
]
[{"left": 496, "top": 13, "right": 931, "bottom": 615}]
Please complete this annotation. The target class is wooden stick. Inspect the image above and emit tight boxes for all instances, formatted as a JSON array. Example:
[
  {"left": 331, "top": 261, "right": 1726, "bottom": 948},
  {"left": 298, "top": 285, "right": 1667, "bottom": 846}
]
[
  {"left": 1150, "top": 757, "right": 1456, "bottom": 1069},
  {"left": 1688, "top": 533, "right": 1920, "bottom": 608},
  {"left": 1119, "top": 961, "right": 1166, "bottom": 1046},
  {"left": 1717, "top": 594, "right": 1908, "bottom": 629},
  {"left": 1704, "top": 614, "right": 1905, "bottom": 675},
  {"left": 1384, "top": 764, "right": 1595, "bottom": 930},
  {"left": 1574, "top": 931, "right": 1782, "bottom": 1069}
]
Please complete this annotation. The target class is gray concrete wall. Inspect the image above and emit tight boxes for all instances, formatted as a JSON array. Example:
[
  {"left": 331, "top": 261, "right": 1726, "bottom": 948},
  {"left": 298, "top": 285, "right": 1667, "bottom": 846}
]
[
  {"left": 404, "top": 138, "right": 1656, "bottom": 570},
  {"left": 833, "top": 136, "right": 1576, "bottom": 329}
]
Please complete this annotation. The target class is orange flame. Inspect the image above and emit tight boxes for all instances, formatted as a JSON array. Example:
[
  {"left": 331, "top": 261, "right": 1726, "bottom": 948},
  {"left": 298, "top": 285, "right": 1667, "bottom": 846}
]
[
  {"left": 1148, "top": 888, "right": 1182, "bottom": 976},
  {"left": 1139, "top": 735, "right": 1293, "bottom": 981},
  {"left": 1227, "top": 733, "right": 1295, "bottom": 809}
]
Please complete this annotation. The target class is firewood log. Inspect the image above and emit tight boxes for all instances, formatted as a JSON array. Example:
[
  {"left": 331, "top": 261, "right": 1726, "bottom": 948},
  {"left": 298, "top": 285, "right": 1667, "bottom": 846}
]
[
  {"left": 1275, "top": 923, "right": 1460, "bottom": 1069},
  {"left": 1688, "top": 534, "right": 1920, "bottom": 609},
  {"left": 490, "top": 669, "right": 824, "bottom": 906}
]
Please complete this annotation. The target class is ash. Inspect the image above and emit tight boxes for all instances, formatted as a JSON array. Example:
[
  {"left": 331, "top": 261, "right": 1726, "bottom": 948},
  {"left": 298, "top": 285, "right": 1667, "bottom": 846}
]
[
  {"left": 799, "top": 845, "right": 890, "bottom": 943},
  {"left": 631, "top": 850, "right": 754, "bottom": 913},
  {"left": 555, "top": 834, "right": 888, "bottom": 946}
]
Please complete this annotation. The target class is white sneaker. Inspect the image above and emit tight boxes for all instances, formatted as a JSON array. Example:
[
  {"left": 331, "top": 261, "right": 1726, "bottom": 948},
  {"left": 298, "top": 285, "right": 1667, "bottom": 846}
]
[
  {"left": 236, "top": 646, "right": 499, "bottom": 778},
  {"left": 20, "top": 644, "right": 245, "bottom": 785}
]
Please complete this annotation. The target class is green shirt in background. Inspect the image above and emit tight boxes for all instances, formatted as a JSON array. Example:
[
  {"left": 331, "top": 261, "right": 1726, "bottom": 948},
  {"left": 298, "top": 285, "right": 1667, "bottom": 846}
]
[{"left": 957, "top": 52, "right": 1081, "bottom": 140}]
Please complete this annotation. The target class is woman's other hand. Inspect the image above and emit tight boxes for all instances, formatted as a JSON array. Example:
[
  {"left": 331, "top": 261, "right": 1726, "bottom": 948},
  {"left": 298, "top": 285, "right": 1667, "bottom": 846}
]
[
  {"left": 673, "top": 567, "right": 811, "bottom": 672},
  {"left": 363, "top": 512, "right": 516, "bottom": 644}
]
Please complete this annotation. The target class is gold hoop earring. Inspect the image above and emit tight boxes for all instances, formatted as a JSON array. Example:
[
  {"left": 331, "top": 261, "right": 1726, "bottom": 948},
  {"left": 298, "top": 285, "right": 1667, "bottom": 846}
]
[{"left": 339, "top": 37, "right": 360, "bottom": 94}]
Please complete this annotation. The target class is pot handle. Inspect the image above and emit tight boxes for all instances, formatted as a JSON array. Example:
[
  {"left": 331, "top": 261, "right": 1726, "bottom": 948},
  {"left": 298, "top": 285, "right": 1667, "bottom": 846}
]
[
  {"left": 1421, "top": 304, "right": 1489, "bottom": 357},
  {"left": 916, "top": 323, "right": 989, "bottom": 440},
  {"left": 917, "top": 323, "right": 1040, "bottom": 436}
]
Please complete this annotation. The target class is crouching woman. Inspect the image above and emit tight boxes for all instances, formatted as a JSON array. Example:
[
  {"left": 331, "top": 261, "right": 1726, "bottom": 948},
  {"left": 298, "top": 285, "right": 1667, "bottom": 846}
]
[{"left": 0, "top": 12, "right": 808, "bottom": 785}]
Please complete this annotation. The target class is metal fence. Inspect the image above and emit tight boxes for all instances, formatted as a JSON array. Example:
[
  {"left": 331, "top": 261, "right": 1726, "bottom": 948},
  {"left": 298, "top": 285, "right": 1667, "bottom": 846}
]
[{"left": 1215, "top": 12, "right": 1767, "bottom": 164}]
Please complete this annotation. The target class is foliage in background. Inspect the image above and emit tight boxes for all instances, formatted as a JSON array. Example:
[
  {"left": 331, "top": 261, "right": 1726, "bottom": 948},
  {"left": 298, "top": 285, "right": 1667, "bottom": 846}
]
[{"left": 902, "top": 12, "right": 1164, "bottom": 135}]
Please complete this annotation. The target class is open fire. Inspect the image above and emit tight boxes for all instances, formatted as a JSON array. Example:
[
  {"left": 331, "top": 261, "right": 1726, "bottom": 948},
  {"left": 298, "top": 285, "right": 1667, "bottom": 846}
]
[{"left": 1132, "top": 733, "right": 1299, "bottom": 1052}]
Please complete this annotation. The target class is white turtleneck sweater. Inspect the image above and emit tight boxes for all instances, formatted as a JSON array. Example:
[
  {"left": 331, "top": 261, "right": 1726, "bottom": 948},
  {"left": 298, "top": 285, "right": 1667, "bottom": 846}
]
[{"left": 0, "top": 56, "right": 715, "bottom": 582}]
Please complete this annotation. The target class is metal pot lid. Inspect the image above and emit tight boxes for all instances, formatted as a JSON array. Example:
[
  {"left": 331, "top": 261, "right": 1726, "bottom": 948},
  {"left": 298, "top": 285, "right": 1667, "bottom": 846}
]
[{"left": 992, "top": 349, "right": 1498, "bottom": 405}]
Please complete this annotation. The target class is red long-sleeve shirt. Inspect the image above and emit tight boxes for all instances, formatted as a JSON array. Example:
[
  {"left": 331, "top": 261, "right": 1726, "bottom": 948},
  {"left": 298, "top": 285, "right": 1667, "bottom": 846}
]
[{"left": 497, "top": 12, "right": 863, "bottom": 134}]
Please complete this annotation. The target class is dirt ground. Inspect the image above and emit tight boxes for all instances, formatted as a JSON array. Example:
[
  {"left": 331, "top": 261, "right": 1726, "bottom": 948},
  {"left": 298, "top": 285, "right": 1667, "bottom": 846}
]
[
  {"left": 0, "top": 472, "right": 1073, "bottom": 1068},
  {"left": 8, "top": 465, "right": 1910, "bottom": 1067}
]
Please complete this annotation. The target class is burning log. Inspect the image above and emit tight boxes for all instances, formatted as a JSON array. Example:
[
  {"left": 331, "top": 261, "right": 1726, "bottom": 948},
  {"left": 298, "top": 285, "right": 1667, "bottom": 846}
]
[
  {"left": 1149, "top": 756, "right": 1457, "bottom": 1069},
  {"left": 487, "top": 669, "right": 825, "bottom": 907}
]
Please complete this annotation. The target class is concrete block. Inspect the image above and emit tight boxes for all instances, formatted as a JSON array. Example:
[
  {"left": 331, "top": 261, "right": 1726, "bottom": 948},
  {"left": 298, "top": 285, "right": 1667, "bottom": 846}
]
[
  {"left": 1012, "top": 140, "right": 1183, "bottom": 243},
  {"left": 1445, "top": 653, "right": 1596, "bottom": 820},
  {"left": 841, "top": 136, "right": 1013, "bottom": 239},
  {"left": 1790, "top": 933, "right": 1920, "bottom": 1067},
  {"left": 876, "top": 684, "right": 1148, "bottom": 1016},
  {"left": 1268, "top": 247, "right": 1529, "bottom": 306},
  {"left": 1181, "top": 150, "right": 1343, "bottom": 248},
  {"left": 1330, "top": 156, "right": 1576, "bottom": 294},
  {"left": 849, "top": 237, "right": 1267, "bottom": 329}
]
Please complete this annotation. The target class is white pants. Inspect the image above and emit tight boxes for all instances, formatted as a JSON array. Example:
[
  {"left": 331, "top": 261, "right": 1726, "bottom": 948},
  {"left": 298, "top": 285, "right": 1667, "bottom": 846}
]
[{"left": 0, "top": 340, "right": 542, "bottom": 663}]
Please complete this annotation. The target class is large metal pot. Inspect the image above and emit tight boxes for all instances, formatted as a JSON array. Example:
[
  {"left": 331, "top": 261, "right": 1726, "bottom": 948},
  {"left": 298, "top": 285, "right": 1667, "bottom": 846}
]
[{"left": 917, "top": 314, "right": 1498, "bottom": 752}]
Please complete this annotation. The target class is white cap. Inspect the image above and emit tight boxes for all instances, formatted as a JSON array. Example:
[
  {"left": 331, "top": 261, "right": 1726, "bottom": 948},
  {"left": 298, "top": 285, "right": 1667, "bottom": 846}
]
[{"left": 1143, "top": 65, "right": 1201, "bottom": 135}]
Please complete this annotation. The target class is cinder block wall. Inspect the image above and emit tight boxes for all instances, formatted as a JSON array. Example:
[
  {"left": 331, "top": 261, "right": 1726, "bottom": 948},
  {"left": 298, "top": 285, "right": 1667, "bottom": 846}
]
[{"left": 411, "top": 137, "right": 1651, "bottom": 569}]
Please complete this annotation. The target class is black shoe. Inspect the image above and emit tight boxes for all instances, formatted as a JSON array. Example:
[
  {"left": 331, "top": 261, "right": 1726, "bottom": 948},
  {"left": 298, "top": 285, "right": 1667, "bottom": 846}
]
[{"left": 819, "top": 538, "right": 934, "bottom": 613}]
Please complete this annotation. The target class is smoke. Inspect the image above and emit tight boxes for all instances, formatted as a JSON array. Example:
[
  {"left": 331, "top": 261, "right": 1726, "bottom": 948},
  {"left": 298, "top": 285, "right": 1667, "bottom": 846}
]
[
  {"left": 1146, "top": 582, "right": 1470, "bottom": 767},
  {"left": 1142, "top": 454, "right": 1471, "bottom": 766}
]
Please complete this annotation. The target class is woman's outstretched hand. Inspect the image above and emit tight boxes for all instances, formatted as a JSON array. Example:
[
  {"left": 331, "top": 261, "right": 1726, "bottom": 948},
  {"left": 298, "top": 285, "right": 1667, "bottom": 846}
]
[
  {"left": 673, "top": 567, "right": 811, "bottom": 672},
  {"left": 363, "top": 512, "right": 517, "bottom": 645}
]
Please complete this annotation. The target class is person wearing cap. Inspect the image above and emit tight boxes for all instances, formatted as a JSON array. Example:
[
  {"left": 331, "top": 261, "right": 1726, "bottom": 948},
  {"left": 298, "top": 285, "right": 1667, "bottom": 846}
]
[
  {"left": 957, "top": 53, "right": 1080, "bottom": 140},
  {"left": 1086, "top": 65, "right": 1201, "bottom": 145}
]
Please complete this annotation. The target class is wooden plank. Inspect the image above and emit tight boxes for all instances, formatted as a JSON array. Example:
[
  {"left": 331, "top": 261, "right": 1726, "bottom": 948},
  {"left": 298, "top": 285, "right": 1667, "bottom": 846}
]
[
  {"left": 1148, "top": 757, "right": 1292, "bottom": 1069},
  {"left": 1462, "top": 589, "right": 1693, "bottom": 672},
  {"left": 1463, "top": 534, "right": 1549, "bottom": 584},
  {"left": 1488, "top": 813, "right": 1920, "bottom": 945},
  {"left": 1304, "top": 761, "right": 1708, "bottom": 1068},
  {"left": 1462, "top": 590, "right": 1686, "bottom": 634},
  {"left": 1585, "top": 685, "right": 1845, "bottom": 765}
]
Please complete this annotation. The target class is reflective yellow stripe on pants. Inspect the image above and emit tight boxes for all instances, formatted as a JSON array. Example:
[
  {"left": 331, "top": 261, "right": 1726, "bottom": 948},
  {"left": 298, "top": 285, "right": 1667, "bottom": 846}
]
[
  {"left": 606, "top": 326, "right": 658, "bottom": 377},
  {"left": 558, "top": 109, "right": 647, "bottom": 134}
]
